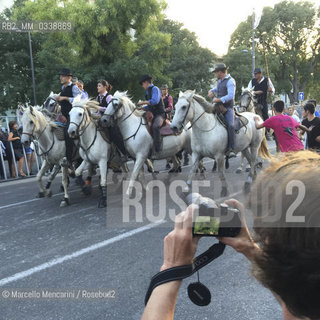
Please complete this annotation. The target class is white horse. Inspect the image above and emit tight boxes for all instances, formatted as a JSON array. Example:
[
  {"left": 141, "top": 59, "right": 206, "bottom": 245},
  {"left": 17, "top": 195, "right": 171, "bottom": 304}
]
[
  {"left": 20, "top": 106, "right": 71, "bottom": 207},
  {"left": 68, "top": 98, "right": 114, "bottom": 208},
  {"left": 170, "top": 91, "right": 271, "bottom": 195},
  {"left": 100, "top": 91, "right": 192, "bottom": 197},
  {"left": 237, "top": 88, "right": 264, "bottom": 173}
]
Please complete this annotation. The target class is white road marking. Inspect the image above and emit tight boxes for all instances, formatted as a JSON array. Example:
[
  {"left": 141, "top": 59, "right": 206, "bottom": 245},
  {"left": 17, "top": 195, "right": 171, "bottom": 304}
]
[{"left": 0, "top": 220, "right": 165, "bottom": 286}]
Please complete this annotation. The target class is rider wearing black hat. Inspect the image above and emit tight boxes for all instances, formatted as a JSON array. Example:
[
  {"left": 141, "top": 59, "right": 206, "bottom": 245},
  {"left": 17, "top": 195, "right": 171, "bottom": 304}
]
[
  {"left": 137, "top": 75, "right": 165, "bottom": 153},
  {"left": 208, "top": 63, "right": 237, "bottom": 158},
  {"left": 55, "top": 68, "right": 82, "bottom": 166}
]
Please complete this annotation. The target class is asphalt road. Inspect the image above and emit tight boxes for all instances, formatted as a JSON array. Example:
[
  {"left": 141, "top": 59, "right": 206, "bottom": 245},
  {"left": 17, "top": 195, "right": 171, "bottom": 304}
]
[{"left": 0, "top": 141, "right": 282, "bottom": 320}]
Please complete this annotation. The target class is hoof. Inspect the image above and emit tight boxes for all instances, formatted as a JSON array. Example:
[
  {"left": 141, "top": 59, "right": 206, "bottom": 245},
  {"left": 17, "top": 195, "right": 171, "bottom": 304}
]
[
  {"left": 235, "top": 168, "right": 242, "bottom": 174},
  {"left": 98, "top": 197, "right": 107, "bottom": 208},
  {"left": 225, "top": 160, "right": 230, "bottom": 170},
  {"left": 245, "top": 167, "right": 251, "bottom": 172},
  {"left": 168, "top": 168, "right": 177, "bottom": 173},
  {"left": 243, "top": 182, "right": 251, "bottom": 194},
  {"left": 46, "top": 190, "right": 52, "bottom": 198},
  {"left": 220, "top": 187, "right": 229, "bottom": 197},
  {"left": 82, "top": 185, "right": 92, "bottom": 196},
  {"left": 60, "top": 185, "right": 64, "bottom": 192},
  {"left": 257, "top": 162, "right": 263, "bottom": 169},
  {"left": 60, "top": 197, "right": 70, "bottom": 207},
  {"left": 38, "top": 192, "right": 45, "bottom": 198}
]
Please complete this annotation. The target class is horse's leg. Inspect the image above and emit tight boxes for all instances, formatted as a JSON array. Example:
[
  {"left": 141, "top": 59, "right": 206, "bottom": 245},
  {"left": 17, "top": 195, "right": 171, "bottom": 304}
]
[
  {"left": 186, "top": 153, "right": 201, "bottom": 191},
  {"left": 98, "top": 160, "right": 108, "bottom": 208},
  {"left": 212, "top": 158, "right": 217, "bottom": 172},
  {"left": 126, "top": 155, "right": 145, "bottom": 197},
  {"left": 37, "top": 160, "right": 50, "bottom": 198},
  {"left": 236, "top": 153, "right": 244, "bottom": 174},
  {"left": 83, "top": 164, "right": 94, "bottom": 195},
  {"left": 169, "top": 156, "right": 181, "bottom": 173},
  {"left": 45, "top": 164, "right": 60, "bottom": 197},
  {"left": 217, "top": 155, "right": 228, "bottom": 197},
  {"left": 60, "top": 166, "right": 70, "bottom": 207},
  {"left": 242, "top": 147, "right": 255, "bottom": 194},
  {"left": 75, "top": 160, "right": 89, "bottom": 193}
]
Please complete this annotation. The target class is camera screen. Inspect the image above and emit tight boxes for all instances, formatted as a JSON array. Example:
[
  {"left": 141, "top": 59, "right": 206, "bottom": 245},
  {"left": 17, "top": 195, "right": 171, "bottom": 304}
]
[{"left": 193, "top": 216, "right": 221, "bottom": 236}]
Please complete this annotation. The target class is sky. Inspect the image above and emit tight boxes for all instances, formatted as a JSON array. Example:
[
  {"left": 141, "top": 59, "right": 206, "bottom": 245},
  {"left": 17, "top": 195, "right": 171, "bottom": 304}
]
[{"left": 1, "top": 0, "right": 320, "bottom": 56}]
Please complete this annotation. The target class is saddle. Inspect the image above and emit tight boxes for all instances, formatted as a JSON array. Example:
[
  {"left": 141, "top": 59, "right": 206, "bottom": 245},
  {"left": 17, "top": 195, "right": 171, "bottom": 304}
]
[
  {"left": 213, "top": 105, "right": 249, "bottom": 134},
  {"left": 145, "top": 111, "right": 181, "bottom": 137},
  {"left": 52, "top": 126, "right": 66, "bottom": 141}
]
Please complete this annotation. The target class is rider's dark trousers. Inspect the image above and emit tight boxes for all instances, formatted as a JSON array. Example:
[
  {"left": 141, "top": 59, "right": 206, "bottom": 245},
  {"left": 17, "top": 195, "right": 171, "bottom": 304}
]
[
  {"left": 152, "top": 115, "right": 164, "bottom": 152},
  {"left": 64, "top": 118, "right": 73, "bottom": 163},
  {"left": 261, "top": 101, "right": 269, "bottom": 121},
  {"left": 224, "top": 107, "right": 235, "bottom": 150},
  {"left": 109, "top": 125, "right": 127, "bottom": 155}
]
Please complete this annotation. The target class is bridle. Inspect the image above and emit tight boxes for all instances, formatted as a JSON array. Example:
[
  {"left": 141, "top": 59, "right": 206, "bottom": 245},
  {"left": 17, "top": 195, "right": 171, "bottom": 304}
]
[
  {"left": 22, "top": 116, "right": 55, "bottom": 157},
  {"left": 239, "top": 91, "right": 255, "bottom": 110},
  {"left": 179, "top": 97, "right": 215, "bottom": 132},
  {"left": 103, "top": 98, "right": 146, "bottom": 141}
]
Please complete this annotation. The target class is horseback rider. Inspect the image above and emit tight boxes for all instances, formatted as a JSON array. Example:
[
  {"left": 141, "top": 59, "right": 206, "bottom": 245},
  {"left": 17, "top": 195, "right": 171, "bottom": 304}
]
[
  {"left": 161, "top": 84, "right": 174, "bottom": 120},
  {"left": 208, "top": 63, "right": 236, "bottom": 158},
  {"left": 248, "top": 68, "right": 275, "bottom": 140},
  {"left": 55, "top": 68, "right": 82, "bottom": 167},
  {"left": 137, "top": 75, "right": 166, "bottom": 153},
  {"left": 96, "top": 80, "right": 127, "bottom": 157}
]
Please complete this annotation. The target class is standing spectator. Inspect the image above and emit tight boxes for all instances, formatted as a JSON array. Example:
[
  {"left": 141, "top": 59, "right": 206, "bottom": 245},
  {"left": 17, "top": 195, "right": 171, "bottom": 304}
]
[
  {"left": 254, "top": 100, "right": 305, "bottom": 152},
  {"left": 287, "top": 106, "right": 300, "bottom": 123},
  {"left": 77, "top": 80, "right": 89, "bottom": 99},
  {"left": 300, "top": 102, "right": 320, "bottom": 153},
  {"left": 307, "top": 99, "right": 320, "bottom": 117},
  {"left": 8, "top": 121, "right": 26, "bottom": 177},
  {"left": 0, "top": 135, "right": 6, "bottom": 179},
  {"left": 0, "top": 123, "right": 13, "bottom": 178},
  {"left": 24, "top": 142, "right": 36, "bottom": 175}
]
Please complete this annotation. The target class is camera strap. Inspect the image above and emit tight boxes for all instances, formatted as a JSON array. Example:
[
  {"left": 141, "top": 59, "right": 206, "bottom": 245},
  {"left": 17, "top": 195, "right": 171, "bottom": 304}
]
[{"left": 144, "top": 241, "right": 226, "bottom": 305}]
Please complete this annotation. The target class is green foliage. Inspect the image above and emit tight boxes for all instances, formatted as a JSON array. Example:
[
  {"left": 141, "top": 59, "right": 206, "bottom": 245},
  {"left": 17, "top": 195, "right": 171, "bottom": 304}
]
[
  {"left": 0, "top": 0, "right": 217, "bottom": 113},
  {"left": 226, "top": 1, "right": 320, "bottom": 103}
]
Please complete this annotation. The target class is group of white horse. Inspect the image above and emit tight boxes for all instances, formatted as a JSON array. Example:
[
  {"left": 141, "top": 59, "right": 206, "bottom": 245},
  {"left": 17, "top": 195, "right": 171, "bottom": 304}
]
[{"left": 20, "top": 88, "right": 270, "bottom": 208}]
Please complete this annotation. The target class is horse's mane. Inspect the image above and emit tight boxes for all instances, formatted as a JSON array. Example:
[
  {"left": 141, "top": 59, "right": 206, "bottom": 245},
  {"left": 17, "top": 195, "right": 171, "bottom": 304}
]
[
  {"left": 72, "top": 97, "right": 101, "bottom": 119},
  {"left": 180, "top": 90, "right": 215, "bottom": 112},
  {"left": 114, "top": 91, "right": 145, "bottom": 118},
  {"left": 22, "top": 106, "right": 57, "bottom": 130}
]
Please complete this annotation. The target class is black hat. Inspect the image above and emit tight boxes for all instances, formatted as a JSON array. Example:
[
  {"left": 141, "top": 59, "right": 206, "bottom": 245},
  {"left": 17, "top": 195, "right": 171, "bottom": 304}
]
[
  {"left": 254, "top": 68, "right": 262, "bottom": 74},
  {"left": 213, "top": 63, "right": 227, "bottom": 72},
  {"left": 59, "top": 68, "right": 72, "bottom": 76},
  {"left": 139, "top": 74, "right": 152, "bottom": 85}
]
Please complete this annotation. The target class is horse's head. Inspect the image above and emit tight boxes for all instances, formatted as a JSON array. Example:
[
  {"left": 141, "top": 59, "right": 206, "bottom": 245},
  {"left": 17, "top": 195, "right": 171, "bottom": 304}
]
[
  {"left": 100, "top": 91, "right": 128, "bottom": 127},
  {"left": 43, "top": 92, "right": 60, "bottom": 113},
  {"left": 171, "top": 90, "right": 195, "bottom": 133},
  {"left": 68, "top": 97, "right": 89, "bottom": 138},
  {"left": 20, "top": 106, "right": 44, "bottom": 145},
  {"left": 239, "top": 87, "right": 256, "bottom": 112}
]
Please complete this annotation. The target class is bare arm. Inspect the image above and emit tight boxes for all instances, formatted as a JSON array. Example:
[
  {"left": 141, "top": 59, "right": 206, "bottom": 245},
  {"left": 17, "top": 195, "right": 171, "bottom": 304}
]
[
  {"left": 298, "top": 124, "right": 311, "bottom": 133},
  {"left": 142, "top": 206, "right": 199, "bottom": 320},
  {"left": 254, "top": 116, "right": 265, "bottom": 130},
  {"left": 8, "top": 132, "right": 19, "bottom": 141}
]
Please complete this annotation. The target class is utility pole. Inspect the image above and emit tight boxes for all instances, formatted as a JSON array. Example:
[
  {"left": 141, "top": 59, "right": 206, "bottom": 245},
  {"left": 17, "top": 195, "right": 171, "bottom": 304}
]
[
  {"left": 28, "top": 31, "right": 37, "bottom": 105},
  {"left": 252, "top": 10, "right": 255, "bottom": 78}
]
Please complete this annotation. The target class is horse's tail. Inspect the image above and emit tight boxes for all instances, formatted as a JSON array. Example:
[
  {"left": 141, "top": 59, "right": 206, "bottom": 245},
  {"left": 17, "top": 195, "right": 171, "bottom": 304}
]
[{"left": 258, "top": 136, "right": 272, "bottom": 159}]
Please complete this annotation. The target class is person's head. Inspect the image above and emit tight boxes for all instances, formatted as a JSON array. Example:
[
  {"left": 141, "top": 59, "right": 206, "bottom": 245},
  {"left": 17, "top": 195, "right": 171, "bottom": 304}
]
[
  {"left": 302, "top": 102, "right": 315, "bottom": 118},
  {"left": 213, "top": 63, "right": 227, "bottom": 80},
  {"left": 249, "top": 151, "right": 320, "bottom": 320},
  {"left": 161, "top": 84, "right": 168, "bottom": 96},
  {"left": 254, "top": 68, "right": 263, "bottom": 81},
  {"left": 77, "top": 80, "right": 84, "bottom": 91},
  {"left": 9, "top": 120, "right": 18, "bottom": 131},
  {"left": 273, "top": 100, "right": 285, "bottom": 113},
  {"left": 59, "top": 68, "right": 72, "bottom": 85},
  {"left": 139, "top": 74, "right": 153, "bottom": 90},
  {"left": 287, "top": 106, "right": 295, "bottom": 116},
  {"left": 97, "top": 80, "right": 112, "bottom": 95}
]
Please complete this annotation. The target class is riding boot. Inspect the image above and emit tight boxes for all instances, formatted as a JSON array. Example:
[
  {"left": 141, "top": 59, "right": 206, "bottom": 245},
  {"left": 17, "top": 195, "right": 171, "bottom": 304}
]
[{"left": 62, "top": 127, "right": 73, "bottom": 167}]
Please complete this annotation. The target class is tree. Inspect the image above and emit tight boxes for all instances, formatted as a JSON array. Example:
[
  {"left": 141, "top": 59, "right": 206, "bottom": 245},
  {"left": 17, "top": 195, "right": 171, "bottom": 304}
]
[{"left": 226, "top": 1, "right": 320, "bottom": 103}]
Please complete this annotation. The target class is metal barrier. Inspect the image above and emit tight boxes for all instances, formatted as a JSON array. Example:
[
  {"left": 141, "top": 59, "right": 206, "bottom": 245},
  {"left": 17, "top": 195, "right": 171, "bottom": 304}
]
[{"left": 0, "top": 115, "right": 43, "bottom": 182}]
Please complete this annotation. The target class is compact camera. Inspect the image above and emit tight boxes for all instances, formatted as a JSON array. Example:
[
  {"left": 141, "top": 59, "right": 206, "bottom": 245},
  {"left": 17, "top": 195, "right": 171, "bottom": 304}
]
[{"left": 184, "top": 193, "right": 242, "bottom": 238}]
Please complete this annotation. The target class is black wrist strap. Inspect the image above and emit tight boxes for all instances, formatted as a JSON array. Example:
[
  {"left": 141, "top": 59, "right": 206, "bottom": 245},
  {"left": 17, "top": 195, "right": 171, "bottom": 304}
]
[{"left": 144, "top": 241, "right": 226, "bottom": 305}]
